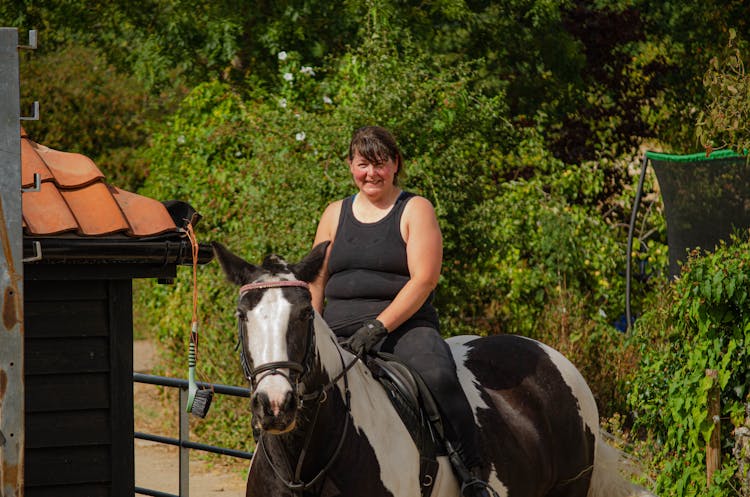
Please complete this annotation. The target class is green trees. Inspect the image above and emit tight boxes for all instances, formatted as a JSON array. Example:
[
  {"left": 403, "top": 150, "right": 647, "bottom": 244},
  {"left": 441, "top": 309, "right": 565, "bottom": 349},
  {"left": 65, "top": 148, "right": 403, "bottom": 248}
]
[{"left": 7, "top": 0, "right": 750, "bottom": 490}]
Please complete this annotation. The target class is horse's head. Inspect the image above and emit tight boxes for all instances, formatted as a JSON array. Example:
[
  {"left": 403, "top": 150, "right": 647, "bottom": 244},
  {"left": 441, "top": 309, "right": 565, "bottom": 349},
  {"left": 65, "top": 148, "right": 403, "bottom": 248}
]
[{"left": 212, "top": 241, "right": 329, "bottom": 434}]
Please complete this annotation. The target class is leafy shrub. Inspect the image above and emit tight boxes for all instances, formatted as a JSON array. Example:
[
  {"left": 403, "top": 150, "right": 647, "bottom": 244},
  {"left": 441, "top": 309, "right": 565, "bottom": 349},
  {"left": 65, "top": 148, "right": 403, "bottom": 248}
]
[
  {"left": 697, "top": 30, "right": 750, "bottom": 154},
  {"left": 629, "top": 235, "right": 750, "bottom": 496},
  {"left": 133, "top": 15, "right": 665, "bottom": 452},
  {"left": 20, "top": 44, "right": 165, "bottom": 191}
]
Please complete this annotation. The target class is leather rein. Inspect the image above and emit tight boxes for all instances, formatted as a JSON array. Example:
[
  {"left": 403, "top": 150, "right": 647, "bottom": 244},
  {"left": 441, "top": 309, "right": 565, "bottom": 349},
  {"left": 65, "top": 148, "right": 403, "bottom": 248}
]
[{"left": 236, "top": 279, "right": 358, "bottom": 492}]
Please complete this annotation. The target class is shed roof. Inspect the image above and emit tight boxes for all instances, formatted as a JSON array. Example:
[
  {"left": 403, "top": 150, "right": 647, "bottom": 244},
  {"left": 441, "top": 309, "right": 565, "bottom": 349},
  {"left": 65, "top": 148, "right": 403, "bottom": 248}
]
[
  {"left": 20, "top": 127, "right": 213, "bottom": 272},
  {"left": 21, "top": 127, "right": 177, "bottom": 237}
]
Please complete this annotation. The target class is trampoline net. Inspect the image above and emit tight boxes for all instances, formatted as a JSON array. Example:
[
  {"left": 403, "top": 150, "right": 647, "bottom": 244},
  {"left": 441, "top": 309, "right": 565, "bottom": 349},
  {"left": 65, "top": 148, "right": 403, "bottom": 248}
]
[{"left": 649, "top": 152, "right": 750, "bottom": 277}]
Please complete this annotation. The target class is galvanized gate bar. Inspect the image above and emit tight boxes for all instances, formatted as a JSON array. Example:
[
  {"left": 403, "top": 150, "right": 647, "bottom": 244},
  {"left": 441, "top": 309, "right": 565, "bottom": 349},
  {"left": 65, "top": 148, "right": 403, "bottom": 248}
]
[
  {"left": 179, "top": 387, "right": 190, "bottom": 497},
  {"left": 0, "top": 27, "right": 25, "bottom": 497}
]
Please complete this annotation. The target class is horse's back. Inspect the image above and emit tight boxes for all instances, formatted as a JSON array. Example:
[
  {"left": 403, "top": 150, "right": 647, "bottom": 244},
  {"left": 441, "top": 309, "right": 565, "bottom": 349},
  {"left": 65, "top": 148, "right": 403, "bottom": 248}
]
[{"left": 448, "top": 334, "right": 598, "bottom": 497}]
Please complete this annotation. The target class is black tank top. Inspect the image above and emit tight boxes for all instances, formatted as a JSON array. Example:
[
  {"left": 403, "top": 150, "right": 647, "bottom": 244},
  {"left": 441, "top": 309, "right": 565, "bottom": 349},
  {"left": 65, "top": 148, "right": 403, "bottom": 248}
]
[{"left": 323, "top": 191, "right": 439, "bottom": 336}]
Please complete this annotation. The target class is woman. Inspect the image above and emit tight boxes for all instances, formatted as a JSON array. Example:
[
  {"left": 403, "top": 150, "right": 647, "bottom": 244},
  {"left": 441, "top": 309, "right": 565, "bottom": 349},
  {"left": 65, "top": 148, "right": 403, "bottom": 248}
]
[{"left": 310, "top": 126, "right": 491, "bottom": 497}]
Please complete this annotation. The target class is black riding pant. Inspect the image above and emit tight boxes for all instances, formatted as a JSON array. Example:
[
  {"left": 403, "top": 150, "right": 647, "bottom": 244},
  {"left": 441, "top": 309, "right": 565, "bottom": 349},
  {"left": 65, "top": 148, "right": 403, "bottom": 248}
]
[
  {"left": 335, "top": 320, "right": 482, "bottom": 469},
  {"left": 375, "top": 324, "right": 483, "bottom": 470}
]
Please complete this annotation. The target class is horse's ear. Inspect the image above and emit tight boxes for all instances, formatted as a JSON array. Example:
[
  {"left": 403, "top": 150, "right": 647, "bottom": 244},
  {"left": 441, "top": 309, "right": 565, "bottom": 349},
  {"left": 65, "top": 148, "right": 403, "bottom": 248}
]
[
  {"left": 290, "top": 241, "right": 330, "bottom": 283},
  {"left": 211, "top": 242, "right": 262, "bottom": 286}
]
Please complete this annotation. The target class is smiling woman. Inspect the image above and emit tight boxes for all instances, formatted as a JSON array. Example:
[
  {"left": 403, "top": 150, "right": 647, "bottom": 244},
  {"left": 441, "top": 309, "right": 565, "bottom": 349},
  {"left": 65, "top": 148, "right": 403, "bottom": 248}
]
[{"left": 307, "top": 125, "right": 496, "bottom": 497}]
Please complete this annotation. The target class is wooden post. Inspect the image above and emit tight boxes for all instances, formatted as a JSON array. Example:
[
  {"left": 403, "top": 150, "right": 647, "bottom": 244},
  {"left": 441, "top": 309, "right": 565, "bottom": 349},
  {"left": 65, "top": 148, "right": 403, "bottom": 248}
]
[{"left": 706, "top": 369, "right": 721, "bottom": 486}]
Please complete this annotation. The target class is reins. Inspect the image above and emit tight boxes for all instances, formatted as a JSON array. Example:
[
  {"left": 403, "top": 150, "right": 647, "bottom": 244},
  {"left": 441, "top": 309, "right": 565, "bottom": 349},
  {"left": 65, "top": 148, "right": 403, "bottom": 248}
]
[
  {"left": 184, "top": 223, "right": 213, "bottom": 417},
  {"left": 237, "top": 280, "right": 358, "bottom": 492},
  {"left": 259, "top": 335, "right": 356, "bottom": 491}
]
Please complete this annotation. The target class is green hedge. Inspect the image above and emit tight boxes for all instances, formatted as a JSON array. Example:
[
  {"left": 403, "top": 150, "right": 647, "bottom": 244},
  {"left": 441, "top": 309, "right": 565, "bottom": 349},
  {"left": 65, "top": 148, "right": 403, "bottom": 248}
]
[
  {"left": 134, "top": 34, "right": 654, "bottom": 451},
  {"left": 630, "top": 235, "right": 750, "bottom": 496}
]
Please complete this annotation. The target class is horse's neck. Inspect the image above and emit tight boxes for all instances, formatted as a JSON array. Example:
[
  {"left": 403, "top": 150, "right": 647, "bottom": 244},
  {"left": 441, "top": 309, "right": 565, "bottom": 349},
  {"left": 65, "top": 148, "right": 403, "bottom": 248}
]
[
  {"left": 260, "top": 317, "right": 417, "bottom": 490},
  {"left": 311, "top": 314, "right": 383, "bottom": 399},
  {"left": 311, "top": 315, "right": 408, "bottom": 430}
]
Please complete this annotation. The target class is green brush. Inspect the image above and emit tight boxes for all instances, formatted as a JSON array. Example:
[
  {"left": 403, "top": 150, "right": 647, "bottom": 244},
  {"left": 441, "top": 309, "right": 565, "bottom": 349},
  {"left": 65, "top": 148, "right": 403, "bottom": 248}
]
[{"left": 186, "top": 323, "right": 213, "bottom": 418}]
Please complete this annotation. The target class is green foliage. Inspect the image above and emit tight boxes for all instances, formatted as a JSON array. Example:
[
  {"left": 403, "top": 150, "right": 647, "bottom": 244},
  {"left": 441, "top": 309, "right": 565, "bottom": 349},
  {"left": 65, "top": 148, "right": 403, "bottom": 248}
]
[
  {"left": 629, "top": 235, "right": 750, "bottom": 496},
  {"left": 9, "top": 0, "right": 750, "bottom": 165},
  {"left": 442, "top": 132, "right": 628, "bottom": 335},
  {"left": 3, "top": 0, "right": 359, "bottom": 93},
  {"left": 19, "top": 44, "right": 161, "bottom": 191},
  {"left": 697, "top": 30, "right": 750, "bottom": 154}
]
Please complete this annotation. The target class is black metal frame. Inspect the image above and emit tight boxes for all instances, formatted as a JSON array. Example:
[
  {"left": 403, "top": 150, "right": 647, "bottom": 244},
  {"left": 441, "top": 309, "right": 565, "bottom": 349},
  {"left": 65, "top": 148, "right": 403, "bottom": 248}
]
[{"left": 625, "top": 154, "right": 650, "bottom": 333}]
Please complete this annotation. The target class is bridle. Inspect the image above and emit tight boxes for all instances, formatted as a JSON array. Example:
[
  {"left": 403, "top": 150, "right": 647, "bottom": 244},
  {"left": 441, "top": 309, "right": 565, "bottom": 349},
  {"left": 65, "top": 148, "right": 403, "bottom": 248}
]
[
  {"left": 236, "top": 278, "right": 359, "bottom": 493},
  {"left": 236, "top": 280, "right": 315, "bottom": 395}
]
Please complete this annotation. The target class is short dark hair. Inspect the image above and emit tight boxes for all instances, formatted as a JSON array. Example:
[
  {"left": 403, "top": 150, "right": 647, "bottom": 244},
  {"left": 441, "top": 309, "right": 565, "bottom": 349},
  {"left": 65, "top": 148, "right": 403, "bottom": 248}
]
[{"left": 348, "top": 126, "right": 404, "bottom": 185}]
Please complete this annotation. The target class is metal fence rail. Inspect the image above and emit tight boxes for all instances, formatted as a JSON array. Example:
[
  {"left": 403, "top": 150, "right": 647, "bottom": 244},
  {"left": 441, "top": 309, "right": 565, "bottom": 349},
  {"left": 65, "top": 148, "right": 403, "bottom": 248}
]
[{"left": 133, "top": 373, "right": 253, "bottom": 497}]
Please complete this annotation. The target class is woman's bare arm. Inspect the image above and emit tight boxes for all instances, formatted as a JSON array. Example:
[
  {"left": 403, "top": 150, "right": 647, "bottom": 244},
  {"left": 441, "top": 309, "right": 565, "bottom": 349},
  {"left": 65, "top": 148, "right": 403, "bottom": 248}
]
[
  {"left": 375, "top": 196, "right": 442, "bottom": 332},
  {"left": 309, "top": 200, "right": 342, "bottom": 313}
]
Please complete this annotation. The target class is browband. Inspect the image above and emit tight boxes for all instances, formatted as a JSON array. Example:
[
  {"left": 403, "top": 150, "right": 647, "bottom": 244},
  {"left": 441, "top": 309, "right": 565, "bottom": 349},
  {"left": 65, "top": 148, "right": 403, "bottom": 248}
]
[{"left": 239, "top": 280, "right": 310, "bottom": 294}]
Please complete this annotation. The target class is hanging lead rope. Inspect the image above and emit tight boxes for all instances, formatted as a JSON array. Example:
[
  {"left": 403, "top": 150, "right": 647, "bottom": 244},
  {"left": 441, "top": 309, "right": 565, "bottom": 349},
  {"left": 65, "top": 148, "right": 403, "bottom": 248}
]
[{"left": 185, "top": 222, "right": 213, "bottom": 418}]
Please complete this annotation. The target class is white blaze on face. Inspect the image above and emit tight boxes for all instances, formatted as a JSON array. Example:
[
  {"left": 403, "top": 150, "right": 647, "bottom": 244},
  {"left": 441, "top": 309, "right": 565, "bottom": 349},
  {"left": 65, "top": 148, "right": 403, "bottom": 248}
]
[{"left": 244, "top": 288, "right": 293, "bottom": 416}]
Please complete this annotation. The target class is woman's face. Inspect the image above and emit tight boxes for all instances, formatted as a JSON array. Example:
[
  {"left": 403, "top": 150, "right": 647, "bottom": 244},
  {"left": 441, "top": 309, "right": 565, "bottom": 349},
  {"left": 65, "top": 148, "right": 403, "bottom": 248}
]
[{"left": 348, "top": 151, "right": 398, "bottom": 196}]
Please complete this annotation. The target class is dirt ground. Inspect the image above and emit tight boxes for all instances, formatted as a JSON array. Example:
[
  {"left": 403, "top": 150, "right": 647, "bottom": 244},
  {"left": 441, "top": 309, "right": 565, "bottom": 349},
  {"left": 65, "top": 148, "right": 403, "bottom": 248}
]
[{"left": 134, "top": 340, "right": 248, "bottom": 497}]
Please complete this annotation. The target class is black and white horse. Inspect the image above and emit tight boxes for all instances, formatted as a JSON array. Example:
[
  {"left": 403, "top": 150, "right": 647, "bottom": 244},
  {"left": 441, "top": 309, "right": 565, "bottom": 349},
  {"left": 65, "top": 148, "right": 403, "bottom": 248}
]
[{"left": 213, "top": 241, "right": 654, "bottom": 497}]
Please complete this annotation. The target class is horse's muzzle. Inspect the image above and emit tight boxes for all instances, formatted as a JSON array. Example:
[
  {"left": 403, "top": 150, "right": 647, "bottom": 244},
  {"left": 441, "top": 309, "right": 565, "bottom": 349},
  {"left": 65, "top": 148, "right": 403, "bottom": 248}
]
[{"left": 252, "top": 390, "right": 298, "bottom": 434}]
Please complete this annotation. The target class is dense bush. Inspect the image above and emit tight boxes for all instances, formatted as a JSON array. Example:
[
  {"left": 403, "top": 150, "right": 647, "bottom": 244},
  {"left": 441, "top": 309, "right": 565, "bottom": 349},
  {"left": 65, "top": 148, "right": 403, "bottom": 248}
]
[
  {"left": 697, "top": 29, "right": 750, "bottom": 154},
  {"left": 132, "top": 28, "right": 651, "bottom": 446},
  {"left": 18, "top": 44, "right": 163, "bottom": 191},
  {"left": 629, "top": 235, "right": 750, "bottom": 496}
]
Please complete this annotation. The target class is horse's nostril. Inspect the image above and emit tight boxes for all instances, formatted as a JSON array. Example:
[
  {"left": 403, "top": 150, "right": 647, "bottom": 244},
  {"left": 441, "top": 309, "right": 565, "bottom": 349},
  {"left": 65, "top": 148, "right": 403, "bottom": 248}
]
[
  {"left": 252, "top": 391, "right": 269, "bottom": 412},
  {"left": 282, "top": 390, "right": 297, "bottom": 411}
]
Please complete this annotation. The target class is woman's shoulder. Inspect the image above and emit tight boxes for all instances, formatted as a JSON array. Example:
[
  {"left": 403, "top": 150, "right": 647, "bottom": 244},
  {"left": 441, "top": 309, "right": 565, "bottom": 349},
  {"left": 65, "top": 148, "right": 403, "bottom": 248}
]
[
  {"left": 402, "top": 193, "right": 436, "bottom": 212},
  {"left": 319, "top": 198, "right": 345, "bottom": 227},
  {"left": 401, "top": 193, "right": 438, "bottom": 227},
  {"left": 323, "top": 198, "right": 345, "bottom": 213}
]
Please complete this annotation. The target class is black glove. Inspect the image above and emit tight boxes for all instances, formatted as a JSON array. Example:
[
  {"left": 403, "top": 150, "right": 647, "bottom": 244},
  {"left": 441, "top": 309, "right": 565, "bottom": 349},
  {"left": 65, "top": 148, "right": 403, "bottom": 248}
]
[{"left": 344, "top": 319, "right": 388, "bottom": 356}]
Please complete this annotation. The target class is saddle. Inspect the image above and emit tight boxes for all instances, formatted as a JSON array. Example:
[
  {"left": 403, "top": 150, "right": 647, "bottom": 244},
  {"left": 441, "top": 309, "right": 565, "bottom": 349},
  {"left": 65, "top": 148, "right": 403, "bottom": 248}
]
[{"left": 365, "top": 352, "right": 446, "bottom": 497}]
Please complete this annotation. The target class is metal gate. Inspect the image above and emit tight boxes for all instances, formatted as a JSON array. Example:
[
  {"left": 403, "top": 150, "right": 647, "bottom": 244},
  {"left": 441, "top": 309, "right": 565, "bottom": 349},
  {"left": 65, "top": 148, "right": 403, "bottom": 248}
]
[{"left": 133, "top": 373, "right": 253, "bottom": 497}]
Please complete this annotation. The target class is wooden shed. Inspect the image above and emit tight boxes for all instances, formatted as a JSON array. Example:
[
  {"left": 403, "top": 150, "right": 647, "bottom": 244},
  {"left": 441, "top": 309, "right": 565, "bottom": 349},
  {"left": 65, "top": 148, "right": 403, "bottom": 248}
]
[{"left": 20, "top": 128, "right": 212, "bottom": 497}]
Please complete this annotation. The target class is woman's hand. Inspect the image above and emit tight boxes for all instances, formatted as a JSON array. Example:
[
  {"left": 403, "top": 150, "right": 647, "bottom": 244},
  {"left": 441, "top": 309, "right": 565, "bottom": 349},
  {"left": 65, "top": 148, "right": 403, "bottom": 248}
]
[{"left": 344, "top": 320, "right": 388, "bottom": 356}]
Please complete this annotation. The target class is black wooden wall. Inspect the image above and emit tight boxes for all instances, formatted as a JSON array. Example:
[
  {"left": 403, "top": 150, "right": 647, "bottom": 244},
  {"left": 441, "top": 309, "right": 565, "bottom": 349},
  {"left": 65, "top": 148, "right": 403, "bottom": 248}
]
[{"left": 24, "top": 278, "right": 134, "bottom": 497}]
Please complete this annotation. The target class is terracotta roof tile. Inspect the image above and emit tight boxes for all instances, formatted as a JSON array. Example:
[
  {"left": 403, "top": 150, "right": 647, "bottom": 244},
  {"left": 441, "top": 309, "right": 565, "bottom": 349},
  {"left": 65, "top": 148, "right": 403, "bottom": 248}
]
[
  {"left": 21, "top": 130, "right": 179, "bottom": 238},
  {"left": 32, "top": 142, "right": 104, "bottom": 188},
  {"left": 21, "top": 139, "right": 53, "bottom": 188},
  {"left": 110, "top": 187, "right": 177, "bottom": 237},
  {"left": 22, "top": 182, "right": 79, "bottom": 235},
  {"left": 60, "top": 182, "right": 131, "bottom": 235}
]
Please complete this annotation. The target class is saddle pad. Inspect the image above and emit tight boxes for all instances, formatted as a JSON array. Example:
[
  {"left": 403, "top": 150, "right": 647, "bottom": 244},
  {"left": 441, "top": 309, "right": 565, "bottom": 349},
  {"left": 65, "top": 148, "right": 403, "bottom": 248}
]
[{"left": 366, "top": 356, "right": 443, "bottom": 497}]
